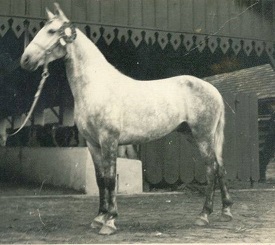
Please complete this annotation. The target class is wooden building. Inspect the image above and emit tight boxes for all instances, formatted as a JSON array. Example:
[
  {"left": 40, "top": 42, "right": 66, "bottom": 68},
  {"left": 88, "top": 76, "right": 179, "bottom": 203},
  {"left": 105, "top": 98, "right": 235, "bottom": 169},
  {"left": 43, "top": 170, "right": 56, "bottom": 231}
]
[
  {"left": 0, "top": 0, "right": 275, "bottom": 128},
  {"left": 205, "top": 64, "right": 275, "bottom": 182},
  {"left": 0, "top": 0, "right": 275, "bottom": 185}
]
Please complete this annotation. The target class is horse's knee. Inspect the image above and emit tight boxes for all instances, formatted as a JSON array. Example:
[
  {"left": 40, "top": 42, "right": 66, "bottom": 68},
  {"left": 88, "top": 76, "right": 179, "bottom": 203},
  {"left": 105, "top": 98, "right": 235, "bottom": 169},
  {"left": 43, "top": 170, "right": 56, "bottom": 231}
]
[{"left": 223, "top": 197, "right": 234, "bottom": 208}]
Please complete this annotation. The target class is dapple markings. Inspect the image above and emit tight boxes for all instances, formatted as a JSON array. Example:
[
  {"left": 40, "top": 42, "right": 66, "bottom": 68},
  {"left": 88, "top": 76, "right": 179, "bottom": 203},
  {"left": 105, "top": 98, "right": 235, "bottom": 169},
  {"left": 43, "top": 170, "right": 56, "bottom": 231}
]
[{"left": 20, "top": 3, "right": 233, "bottom": 235}]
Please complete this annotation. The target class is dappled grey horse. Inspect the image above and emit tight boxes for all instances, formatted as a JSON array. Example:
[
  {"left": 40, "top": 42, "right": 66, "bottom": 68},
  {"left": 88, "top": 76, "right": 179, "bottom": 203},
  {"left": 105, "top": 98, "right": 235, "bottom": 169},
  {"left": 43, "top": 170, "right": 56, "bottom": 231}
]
[{"left": 20, "top": 3, "right": 233, "bottom": 235}]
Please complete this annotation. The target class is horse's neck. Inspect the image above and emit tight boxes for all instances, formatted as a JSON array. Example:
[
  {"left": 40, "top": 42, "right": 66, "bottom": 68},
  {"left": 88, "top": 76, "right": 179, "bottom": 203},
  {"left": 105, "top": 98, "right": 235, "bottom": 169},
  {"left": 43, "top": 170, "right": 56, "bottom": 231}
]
[{"left": 64, "top": 29, "right": 113, "bottom": 98}]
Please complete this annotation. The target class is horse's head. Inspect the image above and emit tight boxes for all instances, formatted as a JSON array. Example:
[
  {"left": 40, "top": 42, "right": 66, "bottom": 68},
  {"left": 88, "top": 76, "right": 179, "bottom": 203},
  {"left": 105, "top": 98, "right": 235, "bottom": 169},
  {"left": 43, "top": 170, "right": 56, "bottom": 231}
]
[{"left": 21, "top": 3, "right": 76, "bottom": 71}]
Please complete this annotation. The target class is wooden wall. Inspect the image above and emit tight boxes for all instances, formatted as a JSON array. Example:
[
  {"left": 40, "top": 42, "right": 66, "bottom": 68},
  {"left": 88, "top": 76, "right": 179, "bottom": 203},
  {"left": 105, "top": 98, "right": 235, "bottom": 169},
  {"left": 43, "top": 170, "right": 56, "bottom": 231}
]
[
  {"left": 0, "top": 0, "right": 274, "bottom": 42},
  {"left": 141, "top": 92, "right": 259, "bottom": 184}
]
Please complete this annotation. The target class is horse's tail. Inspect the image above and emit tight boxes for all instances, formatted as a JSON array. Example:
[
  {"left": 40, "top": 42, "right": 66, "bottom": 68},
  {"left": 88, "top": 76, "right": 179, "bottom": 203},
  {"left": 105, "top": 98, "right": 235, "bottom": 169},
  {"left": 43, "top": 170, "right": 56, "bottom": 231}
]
[{"left": 214, "top": 104, "right": 225, "bottom": 167}]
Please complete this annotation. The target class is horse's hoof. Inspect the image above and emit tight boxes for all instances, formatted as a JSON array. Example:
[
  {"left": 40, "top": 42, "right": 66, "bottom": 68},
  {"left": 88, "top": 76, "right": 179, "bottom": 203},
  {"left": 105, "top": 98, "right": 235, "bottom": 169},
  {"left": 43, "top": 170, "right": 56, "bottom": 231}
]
[
  {"left": 99, "top": 219, "right": 117, "bottom": 235},
  {"left": 91, "top": 220, "right": 103, "bottom": 229},
  {"left": 91, "top": 214, "right": 106, "bottom": 229},
  {"left": 220, "top": 213, "right": 233, "bottom": 222},
  {"left": 220, "top": 208, "right": 233, "bottom": 222},
  {"left": 194, "top": 216, "right": 209, "bottom": 226}
]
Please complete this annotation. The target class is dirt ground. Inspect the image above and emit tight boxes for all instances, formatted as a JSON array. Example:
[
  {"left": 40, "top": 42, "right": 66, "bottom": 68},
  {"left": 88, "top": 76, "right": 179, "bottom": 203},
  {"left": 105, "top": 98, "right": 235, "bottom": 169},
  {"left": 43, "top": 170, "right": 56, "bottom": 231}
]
[{"left": 1, "top": 182, "right": 275, "bottom": 243}]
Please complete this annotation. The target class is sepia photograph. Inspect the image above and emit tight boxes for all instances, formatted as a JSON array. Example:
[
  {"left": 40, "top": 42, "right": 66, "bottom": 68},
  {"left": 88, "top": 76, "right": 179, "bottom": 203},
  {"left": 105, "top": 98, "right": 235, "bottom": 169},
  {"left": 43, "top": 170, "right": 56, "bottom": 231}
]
[{"left": 0, "top": 0, "right": 275, "bottom": 243}]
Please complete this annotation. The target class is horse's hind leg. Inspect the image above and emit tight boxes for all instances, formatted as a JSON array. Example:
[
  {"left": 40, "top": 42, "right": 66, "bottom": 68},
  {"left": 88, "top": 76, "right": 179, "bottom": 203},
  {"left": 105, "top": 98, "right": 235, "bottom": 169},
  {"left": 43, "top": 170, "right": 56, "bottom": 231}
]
[
  {"left": 217, "top": 165, "right": 233, "bottom": 221},
  {"left": 194, "top": 138, "right": 233, "bottom": 226},
  {"left": 194, "top": 140, "right": 218, "bottom": 226}
]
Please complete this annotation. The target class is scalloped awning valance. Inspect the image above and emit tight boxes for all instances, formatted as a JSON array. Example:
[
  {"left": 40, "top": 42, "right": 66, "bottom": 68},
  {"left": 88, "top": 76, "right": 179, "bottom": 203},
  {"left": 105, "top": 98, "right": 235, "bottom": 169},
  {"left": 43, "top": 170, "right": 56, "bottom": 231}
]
[{"left": 0, "top": 16, "right": 274, "bottom": 59}]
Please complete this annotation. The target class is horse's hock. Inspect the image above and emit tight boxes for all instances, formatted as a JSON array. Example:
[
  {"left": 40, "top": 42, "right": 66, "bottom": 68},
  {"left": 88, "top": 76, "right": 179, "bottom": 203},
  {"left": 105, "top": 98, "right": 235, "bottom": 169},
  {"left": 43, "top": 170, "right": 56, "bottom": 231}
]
[{"left": 0, "top": 147, "right": 143, "bottom": 195}]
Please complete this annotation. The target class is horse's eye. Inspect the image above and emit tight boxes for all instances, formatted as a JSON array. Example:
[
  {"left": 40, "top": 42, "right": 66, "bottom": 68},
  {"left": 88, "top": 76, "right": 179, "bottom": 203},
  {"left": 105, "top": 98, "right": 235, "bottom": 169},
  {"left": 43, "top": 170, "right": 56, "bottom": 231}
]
[{"left": 48, "top": 29, "right": 56, "bottom": 34}]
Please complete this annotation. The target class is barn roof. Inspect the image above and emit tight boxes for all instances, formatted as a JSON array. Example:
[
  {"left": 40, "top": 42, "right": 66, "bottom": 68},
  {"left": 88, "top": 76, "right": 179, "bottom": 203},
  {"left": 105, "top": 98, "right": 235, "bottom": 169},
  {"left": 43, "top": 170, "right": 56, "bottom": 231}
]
[{"left": 204, "top": 64, "right": 275, "bottom": 100}]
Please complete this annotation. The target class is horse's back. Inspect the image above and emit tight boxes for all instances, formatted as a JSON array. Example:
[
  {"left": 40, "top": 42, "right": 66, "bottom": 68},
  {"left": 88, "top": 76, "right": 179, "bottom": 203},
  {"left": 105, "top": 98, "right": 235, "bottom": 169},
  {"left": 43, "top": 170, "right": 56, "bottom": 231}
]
[
  {"left": 133, "top": 75, "right": 224, "bottom": 117},
  {"left": 129, "top": 75, "right": 222, "bottom": 103},
  {"left": 116, "top": 75, "right": 223, "bottom": 144}
]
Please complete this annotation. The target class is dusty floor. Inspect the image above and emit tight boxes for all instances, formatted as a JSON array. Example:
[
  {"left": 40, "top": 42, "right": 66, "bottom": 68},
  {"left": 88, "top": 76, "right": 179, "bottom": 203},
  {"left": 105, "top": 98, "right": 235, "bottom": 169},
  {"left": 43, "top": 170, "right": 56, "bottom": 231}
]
[{"left": 1, "top": 182, "right": 275, "bottom": 243}]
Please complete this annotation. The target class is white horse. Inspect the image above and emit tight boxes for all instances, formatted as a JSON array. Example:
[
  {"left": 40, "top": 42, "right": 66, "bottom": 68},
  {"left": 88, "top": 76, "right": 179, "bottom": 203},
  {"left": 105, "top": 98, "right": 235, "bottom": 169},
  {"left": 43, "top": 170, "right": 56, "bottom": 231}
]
[{"left": 20, "top": 3, "right": 233, "bottom": 235}]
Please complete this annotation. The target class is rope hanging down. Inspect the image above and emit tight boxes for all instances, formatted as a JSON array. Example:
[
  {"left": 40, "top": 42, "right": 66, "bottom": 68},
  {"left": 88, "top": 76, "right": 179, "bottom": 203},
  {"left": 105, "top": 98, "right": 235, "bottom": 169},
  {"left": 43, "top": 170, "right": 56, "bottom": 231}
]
[
  {"left": 8, "top": 65, "right": 49, "bottom": 137},
  {"left": 8, "top": 22, "right": 77, "bottom": 137}
]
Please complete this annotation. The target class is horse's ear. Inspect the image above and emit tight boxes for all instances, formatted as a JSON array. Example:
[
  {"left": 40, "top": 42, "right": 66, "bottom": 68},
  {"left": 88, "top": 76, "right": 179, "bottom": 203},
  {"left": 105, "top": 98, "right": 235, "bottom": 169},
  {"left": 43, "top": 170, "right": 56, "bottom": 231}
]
[
  {"left": 46, "top": 8, "right": 55, "bottom": 20},
  {"left": 53, "top": 2, "right": 69, "bottom": 21}
]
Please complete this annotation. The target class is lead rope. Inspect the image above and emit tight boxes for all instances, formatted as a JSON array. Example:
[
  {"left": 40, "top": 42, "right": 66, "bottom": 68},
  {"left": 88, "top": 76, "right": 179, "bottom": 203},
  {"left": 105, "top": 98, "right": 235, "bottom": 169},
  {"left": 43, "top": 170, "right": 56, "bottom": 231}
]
[
  {"left": 8, "top": 61, "right": 49, "bottom": 137},
  {"left": 7, "top": 22, "right": 75, "bottom": 137}
]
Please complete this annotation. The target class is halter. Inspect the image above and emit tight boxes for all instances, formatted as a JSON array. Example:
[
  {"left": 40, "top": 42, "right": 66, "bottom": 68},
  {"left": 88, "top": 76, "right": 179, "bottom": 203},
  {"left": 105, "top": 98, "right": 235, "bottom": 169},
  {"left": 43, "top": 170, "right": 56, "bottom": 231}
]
[
  {"left": 58, "top": 22, "right": 77, "bottom": 46},
  {"left": 8, "top": 22, "right": 77, "bottom": 137},
  {"left": 32, "top": 21, "right": 77, "bottom": 62}
]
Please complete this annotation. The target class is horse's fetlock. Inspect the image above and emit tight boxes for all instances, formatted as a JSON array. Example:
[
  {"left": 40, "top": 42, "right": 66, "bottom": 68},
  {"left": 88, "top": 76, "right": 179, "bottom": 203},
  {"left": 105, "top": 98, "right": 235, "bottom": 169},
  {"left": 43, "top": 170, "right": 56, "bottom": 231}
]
[
  {"left": 203, "top": 205, "right": 213, "bottom": 215},
  {"left": 98, "top": 211, "right": 108, "bottom": 216},
  {"left": 223, "top": 199, "right": 234, "bottom": 208},
  {"left": 108, "top": 210, "right": 118, "bottom": 219}
]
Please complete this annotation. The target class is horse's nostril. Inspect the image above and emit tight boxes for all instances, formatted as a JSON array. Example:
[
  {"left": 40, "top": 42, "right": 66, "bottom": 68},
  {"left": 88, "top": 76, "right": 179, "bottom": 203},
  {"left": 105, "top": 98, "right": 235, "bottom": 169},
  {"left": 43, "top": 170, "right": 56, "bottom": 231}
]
[
  {"left": 21, "top": 54, "right": 31, "bottom": 68},
  {"left": 23, "top": 55, "right": 30, "bottom": 64}
]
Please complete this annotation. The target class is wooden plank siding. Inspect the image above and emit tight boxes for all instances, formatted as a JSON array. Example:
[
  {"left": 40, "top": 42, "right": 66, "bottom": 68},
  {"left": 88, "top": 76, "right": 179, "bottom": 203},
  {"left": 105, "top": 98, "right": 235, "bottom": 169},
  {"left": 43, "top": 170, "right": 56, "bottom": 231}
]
[
  {"left": 193, "top": 0, "right": 206, "bottom": 34},
  {"left": 249, "top": 93, "right": 260, "bottom": 181},
  {"left": 179, "top": 135, "right": 195, "bottom": 183},
  {"left": 86, "top": 0, "right": 101, "bottom": 23},
  {"left": 10, "top": 0, "right": 26, "bottom": 16},
  {"left": 167, "top": 0, "right": 181, "bottom": 31},
  {"left": 205, "top": 0, "right": 218, "bottom": 35},
  {"left": 128, "top": 0, "right": 142, "bottom": 27},
  {"left": 141, "top": 92, "right": 259, "bottom": 185},
  {"left": 0, "top": 0, "right": 274, "bottom": 41},
  {"left": 163, "top": 132, "right": 181, "bottom": 184},
  {"left": 222, "top": 93, "right": 237, "bottom": 180},
  {"left": 140, "top": 138, "right": 164, "bottom": 185},
  {"left": 235, "top": 93, "right": 251, "bottom": 180},
  {"left": 180, "top": 0, "right": 194, "bottom": 33}
]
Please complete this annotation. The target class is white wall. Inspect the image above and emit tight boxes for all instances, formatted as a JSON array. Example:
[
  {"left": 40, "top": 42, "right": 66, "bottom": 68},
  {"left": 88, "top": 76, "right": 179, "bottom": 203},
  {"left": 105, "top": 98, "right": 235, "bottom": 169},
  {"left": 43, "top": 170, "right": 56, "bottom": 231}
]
[{"left": 0, "top": 147, "right": 143, "bottom": 195}]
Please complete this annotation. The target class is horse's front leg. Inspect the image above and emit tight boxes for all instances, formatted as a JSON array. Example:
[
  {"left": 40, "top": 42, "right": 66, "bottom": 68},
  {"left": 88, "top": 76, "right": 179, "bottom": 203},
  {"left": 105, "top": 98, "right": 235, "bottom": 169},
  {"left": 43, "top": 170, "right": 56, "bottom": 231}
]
[
  {"left": 98, "top": 137, "right": 119, "bottom": 235},
  {"left": 88, "top": 136, "right": 119, "bottom": 235},
  {"left": 87, "top": 142, "right": 109, "bottom": 229}
]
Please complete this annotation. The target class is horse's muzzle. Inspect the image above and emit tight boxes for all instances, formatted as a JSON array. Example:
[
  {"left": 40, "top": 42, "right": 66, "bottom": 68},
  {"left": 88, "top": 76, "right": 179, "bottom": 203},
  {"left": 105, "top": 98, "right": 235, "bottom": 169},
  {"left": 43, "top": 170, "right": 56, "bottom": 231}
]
[
  {"left": 20, "top": 53, "right": 38, "bottom": 71},
  {"left": 20, "top": 54, "right": 30, "bottom": 68}
]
